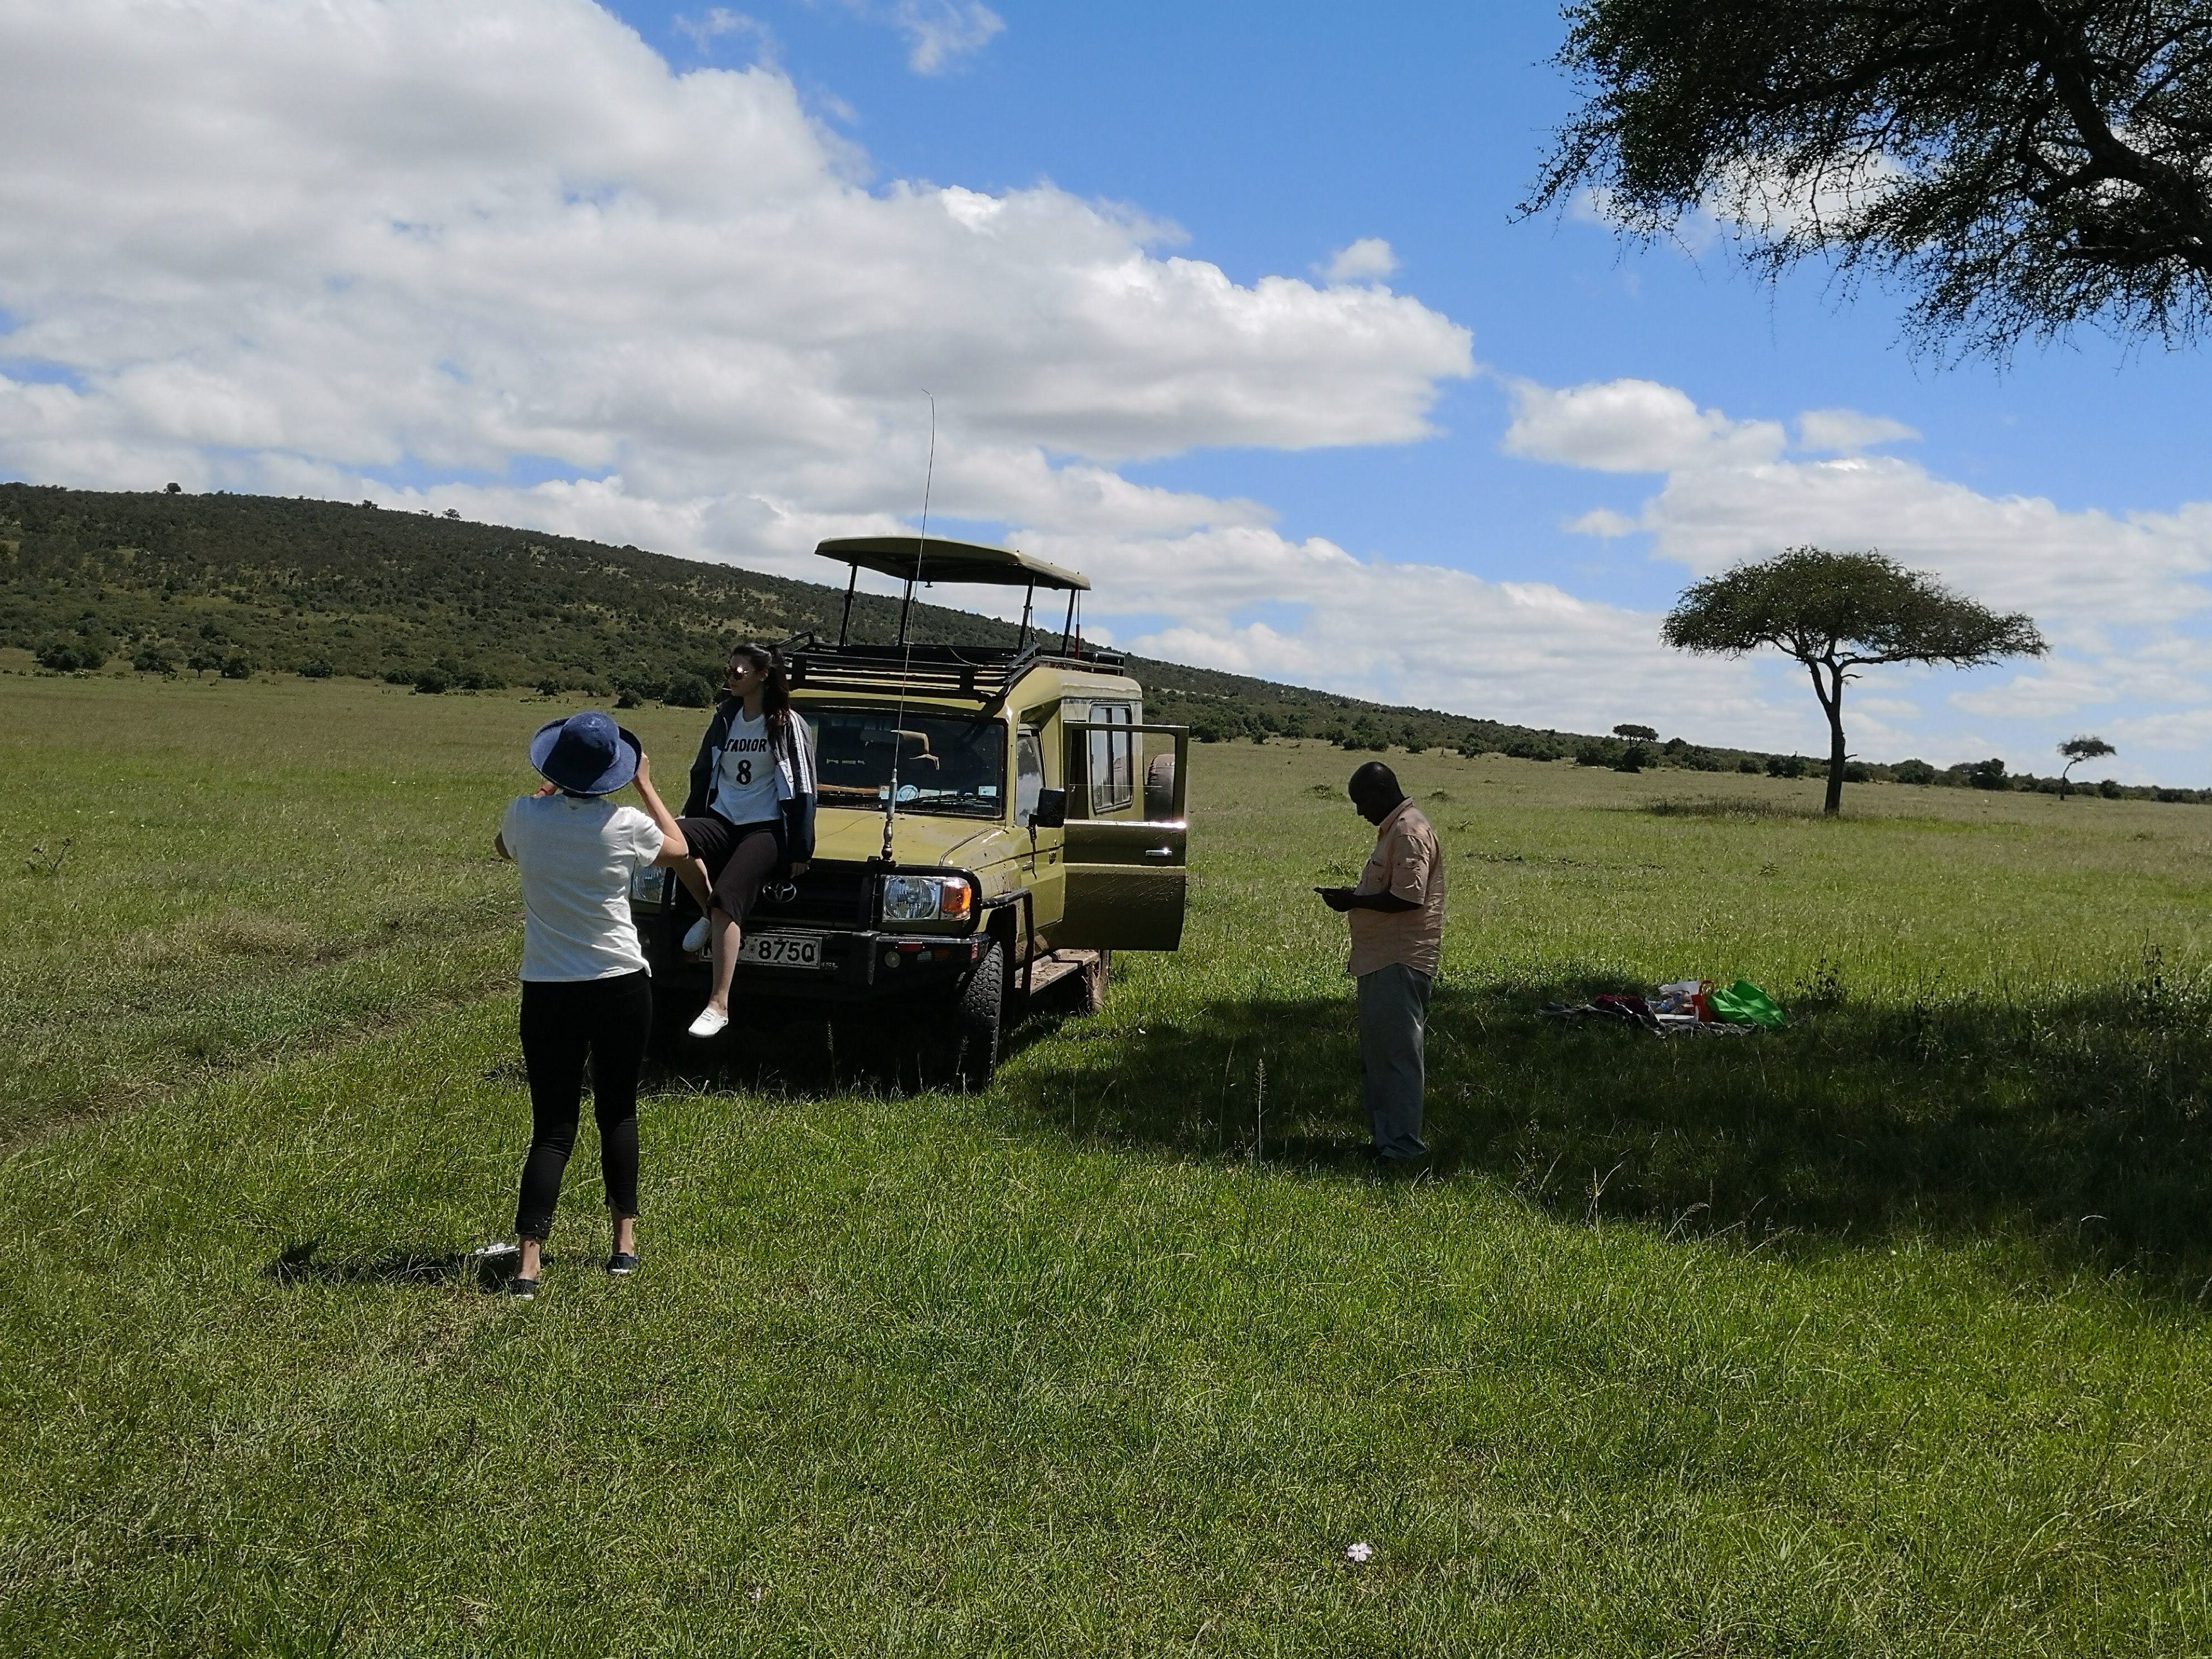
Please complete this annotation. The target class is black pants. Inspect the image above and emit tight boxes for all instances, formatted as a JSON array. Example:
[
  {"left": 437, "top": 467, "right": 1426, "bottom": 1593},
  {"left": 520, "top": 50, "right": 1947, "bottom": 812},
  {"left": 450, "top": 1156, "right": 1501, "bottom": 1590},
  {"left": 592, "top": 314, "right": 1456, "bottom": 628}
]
[{"left": 515, "top": 971, "right": 652, "bottom": 1239}]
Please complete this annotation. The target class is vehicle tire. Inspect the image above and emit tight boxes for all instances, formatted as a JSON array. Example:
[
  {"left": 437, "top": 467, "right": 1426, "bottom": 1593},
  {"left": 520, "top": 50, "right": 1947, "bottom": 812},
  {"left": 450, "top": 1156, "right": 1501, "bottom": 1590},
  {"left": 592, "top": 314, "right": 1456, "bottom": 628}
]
[
  {"left": 925, "top": 938, "right": 1005, "bottom": 1089},
  {"left": 1144, "top": 751, "right": 1176, "bottom": 819}
]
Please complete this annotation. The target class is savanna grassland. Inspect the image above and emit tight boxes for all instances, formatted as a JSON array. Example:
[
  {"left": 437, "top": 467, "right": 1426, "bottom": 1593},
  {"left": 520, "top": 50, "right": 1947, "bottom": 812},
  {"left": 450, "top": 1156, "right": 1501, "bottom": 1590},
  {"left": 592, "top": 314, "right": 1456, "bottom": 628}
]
[{"left": 4, "top": 667, "right": 2212, "bottom": 1657}]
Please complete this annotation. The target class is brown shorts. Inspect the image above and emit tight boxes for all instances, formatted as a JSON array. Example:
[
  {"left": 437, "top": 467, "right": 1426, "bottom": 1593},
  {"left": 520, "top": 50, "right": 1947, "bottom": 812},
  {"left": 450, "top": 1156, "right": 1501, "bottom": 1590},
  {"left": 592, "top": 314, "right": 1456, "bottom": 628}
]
[{"left": 676, "top": 816, "right": 783, "bottom": 925}]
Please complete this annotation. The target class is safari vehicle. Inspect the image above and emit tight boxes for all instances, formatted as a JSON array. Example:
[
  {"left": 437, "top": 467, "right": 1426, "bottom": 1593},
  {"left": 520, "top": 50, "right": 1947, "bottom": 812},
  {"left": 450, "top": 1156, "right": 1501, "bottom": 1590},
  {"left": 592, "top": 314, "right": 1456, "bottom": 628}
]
[{"left": 629, "top": 535, "right": 1190, "bottom": 1083}]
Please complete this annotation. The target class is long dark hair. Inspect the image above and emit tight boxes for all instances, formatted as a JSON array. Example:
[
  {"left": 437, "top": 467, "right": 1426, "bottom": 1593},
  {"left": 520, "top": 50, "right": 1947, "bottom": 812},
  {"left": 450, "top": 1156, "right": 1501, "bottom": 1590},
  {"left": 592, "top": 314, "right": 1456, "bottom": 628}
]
[{"left": 726, "top": 642, "right": 792, "bottom": 736}]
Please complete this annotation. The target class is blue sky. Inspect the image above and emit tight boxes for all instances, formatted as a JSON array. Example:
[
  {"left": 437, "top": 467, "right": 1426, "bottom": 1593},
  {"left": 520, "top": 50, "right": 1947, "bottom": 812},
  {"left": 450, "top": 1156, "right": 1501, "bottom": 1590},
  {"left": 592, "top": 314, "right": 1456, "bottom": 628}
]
[
  {"left": 611, "top": 1, "right": 2212, "bottom": 551},
  {"left": 4, "top": 0, "right": 2210, "bottom": 777}
]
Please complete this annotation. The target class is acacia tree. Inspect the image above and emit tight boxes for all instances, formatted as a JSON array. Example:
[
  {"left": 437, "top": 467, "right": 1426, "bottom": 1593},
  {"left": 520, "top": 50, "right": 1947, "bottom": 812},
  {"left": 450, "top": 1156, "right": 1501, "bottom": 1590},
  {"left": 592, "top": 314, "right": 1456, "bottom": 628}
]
[
  {"left": 1526, "top": 1, "right": 2212, "bottom": 357},
  {"left": 2058, "top": 733, "right": 2117, "bottom": 795},
  {"left": 1662, "top": 548, "right": 2046, "bottom": 815}
]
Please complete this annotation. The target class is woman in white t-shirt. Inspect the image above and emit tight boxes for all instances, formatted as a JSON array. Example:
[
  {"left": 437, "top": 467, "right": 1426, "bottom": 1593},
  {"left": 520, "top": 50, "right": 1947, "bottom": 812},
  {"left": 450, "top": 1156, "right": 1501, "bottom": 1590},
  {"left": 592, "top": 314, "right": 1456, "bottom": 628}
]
[
  {"left": 672, "top": 643, "right": 817, "bottom": 1039},
  {"left": 493, "top": 710, "right": 689, "bottom": 1301}
]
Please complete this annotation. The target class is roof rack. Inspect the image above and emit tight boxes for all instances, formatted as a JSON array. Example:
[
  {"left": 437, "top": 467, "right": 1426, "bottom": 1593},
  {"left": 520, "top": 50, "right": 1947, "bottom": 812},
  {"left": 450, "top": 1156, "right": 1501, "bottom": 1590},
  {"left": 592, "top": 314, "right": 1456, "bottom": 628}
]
[
  {"left": 817, "top": 536, "right": 1086, "bottom": 592},
  {"left": 815, "top": 535, "right": 1095, "bottom": 656},
  {"left": 783, "top": 638, "right": 1127, "bottom": 706}
]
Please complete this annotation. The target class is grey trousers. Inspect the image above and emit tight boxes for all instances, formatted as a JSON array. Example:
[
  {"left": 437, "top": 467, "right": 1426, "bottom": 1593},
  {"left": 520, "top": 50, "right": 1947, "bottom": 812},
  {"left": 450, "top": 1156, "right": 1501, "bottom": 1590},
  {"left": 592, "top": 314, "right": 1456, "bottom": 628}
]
[{"left": 1357, "top": 962, "right": 1432, "bottom": 1160}]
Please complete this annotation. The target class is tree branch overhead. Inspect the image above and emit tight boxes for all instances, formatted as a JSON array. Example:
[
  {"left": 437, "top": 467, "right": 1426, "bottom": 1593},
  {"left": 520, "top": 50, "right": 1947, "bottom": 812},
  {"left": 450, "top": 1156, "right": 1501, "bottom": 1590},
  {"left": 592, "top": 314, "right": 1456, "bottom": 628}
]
[{"left": 1527, "top": 0, "right": 2212, "bottom": 356}]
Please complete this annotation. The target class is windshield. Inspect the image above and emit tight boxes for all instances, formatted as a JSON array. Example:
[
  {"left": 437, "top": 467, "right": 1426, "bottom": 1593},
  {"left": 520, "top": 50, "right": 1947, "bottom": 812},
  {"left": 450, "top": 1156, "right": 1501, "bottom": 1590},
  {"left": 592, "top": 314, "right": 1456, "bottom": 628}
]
[{"left": 807, "top": 707, "right": 1008, "bottom": 818}]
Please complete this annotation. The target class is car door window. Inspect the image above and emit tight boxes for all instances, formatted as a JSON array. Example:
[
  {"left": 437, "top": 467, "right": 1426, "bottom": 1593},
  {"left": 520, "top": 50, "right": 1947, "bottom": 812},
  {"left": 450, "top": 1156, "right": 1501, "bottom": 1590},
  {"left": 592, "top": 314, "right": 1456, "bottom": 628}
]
[
  {"left": 1086, "top": 704, "right": 1134, "bottom": 813},
  {"left": 1015, "top": 727, "right": 1044, "bottom": 824}
]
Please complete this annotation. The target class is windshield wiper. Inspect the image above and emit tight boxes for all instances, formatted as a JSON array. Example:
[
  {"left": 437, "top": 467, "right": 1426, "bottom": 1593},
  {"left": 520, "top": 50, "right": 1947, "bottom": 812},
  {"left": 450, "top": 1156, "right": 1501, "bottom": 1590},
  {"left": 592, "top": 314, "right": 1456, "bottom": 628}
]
[{"left": 899, "top": 799, "right": 999, "bottom": 817}]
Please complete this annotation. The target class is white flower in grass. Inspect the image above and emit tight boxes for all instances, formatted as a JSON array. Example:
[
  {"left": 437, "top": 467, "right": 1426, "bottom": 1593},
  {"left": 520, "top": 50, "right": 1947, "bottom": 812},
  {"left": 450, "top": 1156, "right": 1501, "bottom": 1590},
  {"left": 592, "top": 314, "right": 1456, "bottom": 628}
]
[{"left": 1344, "top": 1541, "right": 1373, "bottom": 1564}]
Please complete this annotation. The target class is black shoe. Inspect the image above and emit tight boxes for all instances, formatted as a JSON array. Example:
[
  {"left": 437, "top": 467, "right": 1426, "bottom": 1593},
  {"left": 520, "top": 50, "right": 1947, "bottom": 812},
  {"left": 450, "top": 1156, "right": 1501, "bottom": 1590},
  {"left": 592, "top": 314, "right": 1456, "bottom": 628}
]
[
  {"left": 606, "top": 1251, "right": 640, "bottom": 1277},
  {"left": 507, "top": 1276, "right": 538, "bottom": 1299}
]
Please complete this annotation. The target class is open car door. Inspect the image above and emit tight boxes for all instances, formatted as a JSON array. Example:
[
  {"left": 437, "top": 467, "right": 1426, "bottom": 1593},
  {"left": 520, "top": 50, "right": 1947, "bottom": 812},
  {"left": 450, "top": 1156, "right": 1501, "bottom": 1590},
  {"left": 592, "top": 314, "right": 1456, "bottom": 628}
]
[{"left": 1055, "top": 718, "right": 1188, "bottom": 950}]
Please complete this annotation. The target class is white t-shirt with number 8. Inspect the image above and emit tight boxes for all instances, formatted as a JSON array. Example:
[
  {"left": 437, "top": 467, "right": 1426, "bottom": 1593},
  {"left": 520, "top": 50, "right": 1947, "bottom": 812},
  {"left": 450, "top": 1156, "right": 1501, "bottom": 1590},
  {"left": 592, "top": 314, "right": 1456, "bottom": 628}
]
[{"left": 708, "top": 710, "right": 780, "bottom": 825}]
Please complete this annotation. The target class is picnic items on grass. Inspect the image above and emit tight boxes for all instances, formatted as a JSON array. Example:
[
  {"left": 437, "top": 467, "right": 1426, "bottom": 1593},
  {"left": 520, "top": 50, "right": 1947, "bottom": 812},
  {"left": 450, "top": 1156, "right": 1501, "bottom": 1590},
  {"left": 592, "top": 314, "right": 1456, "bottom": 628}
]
[
  {"left": 1542, "top": 977, "right": 1784, "bottom": 1037},
  {"left": 1705, "top": 979, "right": 1788, "bottom": 1028}
]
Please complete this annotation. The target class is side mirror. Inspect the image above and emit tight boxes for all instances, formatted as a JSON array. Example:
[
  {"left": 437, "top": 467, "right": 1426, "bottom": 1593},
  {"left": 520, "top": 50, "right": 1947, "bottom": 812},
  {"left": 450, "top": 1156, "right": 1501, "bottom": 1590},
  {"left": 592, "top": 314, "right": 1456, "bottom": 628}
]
[{"left": 1030, "top": 787, "right": 1066, "bottom": 828}]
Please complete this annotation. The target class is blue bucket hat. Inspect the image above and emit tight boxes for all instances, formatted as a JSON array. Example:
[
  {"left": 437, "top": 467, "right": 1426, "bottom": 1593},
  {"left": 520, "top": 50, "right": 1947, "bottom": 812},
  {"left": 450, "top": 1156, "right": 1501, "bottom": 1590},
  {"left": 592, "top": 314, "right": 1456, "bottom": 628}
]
[{"left": 528, "top": 710, "right": 641, "bottom": 796}]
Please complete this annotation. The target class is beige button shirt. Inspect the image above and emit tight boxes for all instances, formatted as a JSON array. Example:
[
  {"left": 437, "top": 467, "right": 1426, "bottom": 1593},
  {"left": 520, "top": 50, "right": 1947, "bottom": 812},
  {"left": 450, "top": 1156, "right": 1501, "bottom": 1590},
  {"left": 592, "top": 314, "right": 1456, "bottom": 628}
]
[{"left": 1346, "top": 800, "right": 1445, "bottom": 978}]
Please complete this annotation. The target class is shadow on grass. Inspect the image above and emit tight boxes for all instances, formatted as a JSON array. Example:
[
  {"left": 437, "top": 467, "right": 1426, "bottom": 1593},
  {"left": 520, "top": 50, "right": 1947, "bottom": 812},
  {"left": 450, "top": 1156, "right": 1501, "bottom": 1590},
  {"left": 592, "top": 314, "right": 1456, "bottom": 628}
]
[
  {"left": 1641, "top": 795, "right": 1831, "bottom": 821},
  {"left": 642, "top": 971, "right": 1097, "bottom": 1100},
  {"left": 621, "top": 953, "right": 2212, "bottom": 1294},
  {"left": 992, "top": 955, "right": 2212, "bottom": 1297},
  {"left": 265, "top": 1238, "right": 516, "bottom": 1292}
]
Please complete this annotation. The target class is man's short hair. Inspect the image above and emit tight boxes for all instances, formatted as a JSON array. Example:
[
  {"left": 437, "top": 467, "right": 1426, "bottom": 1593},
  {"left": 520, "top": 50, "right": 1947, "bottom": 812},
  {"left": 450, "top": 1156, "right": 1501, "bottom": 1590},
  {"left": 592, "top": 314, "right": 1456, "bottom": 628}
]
[{"left": 1348, "top": 760, "right": 1402, "bottom": 800}]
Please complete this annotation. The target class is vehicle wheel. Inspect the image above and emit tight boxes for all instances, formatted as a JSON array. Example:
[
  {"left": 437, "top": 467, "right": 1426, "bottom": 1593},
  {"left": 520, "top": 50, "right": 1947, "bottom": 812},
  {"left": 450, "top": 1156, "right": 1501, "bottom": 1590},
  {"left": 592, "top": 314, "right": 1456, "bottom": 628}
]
[
  {"left": 1144, "top": 751, "right": 1176, "bottom": 819},
  {"left": 924, "top": 939, "right": 1005, "bottom": 1089},
  {"left": 1082, "top": 948, "right": 1110, "bottom": 1014}
]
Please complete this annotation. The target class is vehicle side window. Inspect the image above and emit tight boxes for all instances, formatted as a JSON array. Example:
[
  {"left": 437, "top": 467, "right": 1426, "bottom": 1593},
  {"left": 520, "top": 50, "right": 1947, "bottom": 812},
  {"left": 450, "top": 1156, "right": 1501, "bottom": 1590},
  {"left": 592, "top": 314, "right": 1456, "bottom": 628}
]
[
  {"left": 1015, "top": 727, "right": 1044, "bottom": 824},
  {"left": 1088, "top": 704, "right": 1134, "bottom": 813}
]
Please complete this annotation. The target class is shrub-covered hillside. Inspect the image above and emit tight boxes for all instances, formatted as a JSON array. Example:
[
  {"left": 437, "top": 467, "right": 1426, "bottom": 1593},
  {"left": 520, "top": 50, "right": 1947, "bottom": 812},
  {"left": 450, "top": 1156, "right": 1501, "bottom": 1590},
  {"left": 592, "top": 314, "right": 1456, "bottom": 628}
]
[{"left": 0, "top": 483, "right": 1626, "bottom": 755}]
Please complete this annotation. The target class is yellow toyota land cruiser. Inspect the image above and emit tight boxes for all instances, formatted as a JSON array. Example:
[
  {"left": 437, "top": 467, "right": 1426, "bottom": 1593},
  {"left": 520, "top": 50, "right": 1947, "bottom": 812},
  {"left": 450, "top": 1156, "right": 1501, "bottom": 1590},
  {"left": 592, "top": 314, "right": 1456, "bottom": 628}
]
[{"left": 630, "top": 535, "right": 1190, "bottom": 1084}]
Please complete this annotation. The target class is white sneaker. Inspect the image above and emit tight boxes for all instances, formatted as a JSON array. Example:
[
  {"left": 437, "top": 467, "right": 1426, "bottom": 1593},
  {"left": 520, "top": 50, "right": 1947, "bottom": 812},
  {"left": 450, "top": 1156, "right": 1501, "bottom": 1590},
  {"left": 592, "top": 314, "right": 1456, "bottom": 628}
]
[
  {"left": 681, "top": 915, "right": 711, "bottom": 954},
  {"left": 687, "top": 1005, "right": 730, "bottom": 1039}
]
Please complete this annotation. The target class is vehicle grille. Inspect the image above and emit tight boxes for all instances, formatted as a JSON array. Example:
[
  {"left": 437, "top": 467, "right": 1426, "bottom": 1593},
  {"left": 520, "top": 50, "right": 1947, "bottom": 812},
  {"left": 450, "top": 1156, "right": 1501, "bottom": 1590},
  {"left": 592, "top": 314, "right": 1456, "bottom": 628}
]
[{"left": 750, "top": 862, "right": 873, "bottom": 929}]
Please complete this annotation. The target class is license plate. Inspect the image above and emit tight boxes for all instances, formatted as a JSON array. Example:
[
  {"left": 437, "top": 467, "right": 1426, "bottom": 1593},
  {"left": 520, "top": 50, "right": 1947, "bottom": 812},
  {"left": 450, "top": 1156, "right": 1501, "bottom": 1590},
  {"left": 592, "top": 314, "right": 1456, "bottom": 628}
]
[{"left": 738, "top": 932, "right": 821, "bottom": 970}]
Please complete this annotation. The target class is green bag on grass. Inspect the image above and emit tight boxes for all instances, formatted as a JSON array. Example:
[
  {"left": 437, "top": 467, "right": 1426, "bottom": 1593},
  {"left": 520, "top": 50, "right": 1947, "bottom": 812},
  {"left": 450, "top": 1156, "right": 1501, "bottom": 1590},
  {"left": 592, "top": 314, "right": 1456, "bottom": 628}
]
[{"left": 1707, "top": 979, "right": 1787, "bottom": 1027}]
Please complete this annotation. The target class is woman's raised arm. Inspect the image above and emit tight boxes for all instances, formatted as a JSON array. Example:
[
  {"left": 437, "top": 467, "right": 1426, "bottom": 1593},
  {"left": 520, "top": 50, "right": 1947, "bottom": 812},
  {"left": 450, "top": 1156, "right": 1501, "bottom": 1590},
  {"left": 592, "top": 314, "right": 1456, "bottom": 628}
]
[{"left": 632, "top": 751, "right": 690, "bottom": 865}]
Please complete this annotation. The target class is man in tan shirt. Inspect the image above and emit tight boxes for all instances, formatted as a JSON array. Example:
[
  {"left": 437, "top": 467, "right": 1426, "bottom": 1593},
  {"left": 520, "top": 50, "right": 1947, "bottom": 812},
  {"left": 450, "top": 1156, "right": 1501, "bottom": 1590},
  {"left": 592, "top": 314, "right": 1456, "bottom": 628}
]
[{"left": 1317, "top": 760, "right": 1445, "bottom": 1168}]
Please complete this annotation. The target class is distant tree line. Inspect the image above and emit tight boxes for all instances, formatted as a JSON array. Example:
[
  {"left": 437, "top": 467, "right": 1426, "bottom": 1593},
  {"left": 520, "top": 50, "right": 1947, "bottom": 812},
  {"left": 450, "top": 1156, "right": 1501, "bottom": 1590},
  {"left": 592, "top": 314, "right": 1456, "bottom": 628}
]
[{"left": 0, "top": 483, "right": 2198, "bottom": 799}]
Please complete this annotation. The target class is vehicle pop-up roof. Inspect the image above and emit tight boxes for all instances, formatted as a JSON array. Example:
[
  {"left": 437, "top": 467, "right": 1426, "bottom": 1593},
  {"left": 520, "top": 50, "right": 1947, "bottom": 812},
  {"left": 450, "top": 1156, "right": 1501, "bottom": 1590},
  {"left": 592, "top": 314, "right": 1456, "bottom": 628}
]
[
  {"left": 790, "top": 534, "right": 1118, "bottom": 705},
  {"left": 817, "top": 535, "right": 1087, "bottom": 594}
]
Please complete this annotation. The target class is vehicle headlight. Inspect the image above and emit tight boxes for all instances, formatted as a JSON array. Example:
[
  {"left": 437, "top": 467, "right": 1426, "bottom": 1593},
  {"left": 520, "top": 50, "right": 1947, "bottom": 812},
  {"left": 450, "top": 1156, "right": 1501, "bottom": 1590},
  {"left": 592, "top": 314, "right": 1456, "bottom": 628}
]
[{"left": 880, "top": 874, "right": 973, "bottom": 924}]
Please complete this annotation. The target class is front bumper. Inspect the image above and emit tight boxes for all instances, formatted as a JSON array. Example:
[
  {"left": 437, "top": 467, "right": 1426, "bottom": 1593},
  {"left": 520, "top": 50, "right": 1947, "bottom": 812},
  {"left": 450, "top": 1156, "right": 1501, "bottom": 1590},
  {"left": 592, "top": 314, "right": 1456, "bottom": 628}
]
[{"left": 638, "top": 913, "right": 988, "bottom": 1003}]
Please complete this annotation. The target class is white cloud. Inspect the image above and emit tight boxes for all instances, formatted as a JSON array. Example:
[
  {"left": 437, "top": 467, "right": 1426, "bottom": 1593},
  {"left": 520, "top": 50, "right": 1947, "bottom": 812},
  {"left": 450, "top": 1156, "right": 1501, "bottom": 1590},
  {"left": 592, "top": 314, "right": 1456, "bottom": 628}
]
[
  {"left": 1322, "top": 238, "right": 1399, "bottom": 284},
  {"left": 1573, "top": 153, "right": 1907, "bottom": 253},
  {"left": 1519, "top": 377, "right": 2212, "bottom": 630},
  {"left": 1796, "top": 408, "right": 1918, "bottom": 453},
  {"left": 1023, "top": 525, "right": 1757, "bottom": 737},
  {"left": 1950, "top": 663, "right": 2121, "bottom": 720},
  {"left": 0, "top": 0, "right": 1471, "bottom": 509},
  {"left": 815, "top": 0, "right": 1002, "bottom": 75},
  {"left": 1637, "top": 453, "right": 2212, "bottom": 630},
  {"left": 886, "top": 0, "right": 1003, "bottom": 74},
  {"left": 1565, "top": 506, "right": 1640, "bottom": 538},
  {"left": 1854, "top": 695, "right": 1923, "bottom": 720},
  {"left": 1503, "top": 378, "right": 1785, "bottom": 473},
  {"left": 1515, "top": 373, "right": 2212, "bottom": 772},
  {"left": 675, "top": 8, "right": 770, "bottom": 54}
]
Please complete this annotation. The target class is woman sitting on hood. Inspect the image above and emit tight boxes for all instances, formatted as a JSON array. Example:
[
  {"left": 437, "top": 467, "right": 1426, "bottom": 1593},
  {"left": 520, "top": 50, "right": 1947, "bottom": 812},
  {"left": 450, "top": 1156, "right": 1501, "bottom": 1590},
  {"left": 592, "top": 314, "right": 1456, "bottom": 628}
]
[{"left": 670, "top": 642, "right": 817, "bottom": 1039}]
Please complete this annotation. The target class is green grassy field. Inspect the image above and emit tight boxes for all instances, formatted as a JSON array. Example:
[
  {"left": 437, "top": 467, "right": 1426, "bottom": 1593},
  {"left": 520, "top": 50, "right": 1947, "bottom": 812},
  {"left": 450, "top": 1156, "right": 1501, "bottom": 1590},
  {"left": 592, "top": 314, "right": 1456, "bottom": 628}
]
[{"left": 4, "top": 670, "right": 2212, "bottom": 1656}]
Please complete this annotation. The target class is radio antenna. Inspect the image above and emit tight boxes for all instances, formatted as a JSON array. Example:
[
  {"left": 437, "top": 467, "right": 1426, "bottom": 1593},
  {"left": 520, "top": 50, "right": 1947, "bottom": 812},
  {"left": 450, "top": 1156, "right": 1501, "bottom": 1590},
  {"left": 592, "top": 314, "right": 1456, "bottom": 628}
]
[{"left": 882, "top": 391, "right": 935, "bottom": 862}]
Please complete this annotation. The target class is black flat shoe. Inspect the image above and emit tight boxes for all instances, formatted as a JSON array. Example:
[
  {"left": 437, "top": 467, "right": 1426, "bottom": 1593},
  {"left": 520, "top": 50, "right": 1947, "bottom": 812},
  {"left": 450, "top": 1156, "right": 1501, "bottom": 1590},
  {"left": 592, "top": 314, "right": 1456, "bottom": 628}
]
[
  {"left": 507, "top": 1276, "right": 538, "bottom": 1299},
  {"left": 605, "top": 1251, "right": 641, "bottom": 1277}
]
